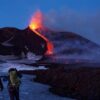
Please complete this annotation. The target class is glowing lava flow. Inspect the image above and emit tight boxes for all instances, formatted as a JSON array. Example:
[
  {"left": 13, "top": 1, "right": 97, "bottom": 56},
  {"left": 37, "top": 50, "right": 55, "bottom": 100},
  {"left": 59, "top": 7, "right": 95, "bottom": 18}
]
[{"left": 29, "top": 11, "right": 53, "bottom": 55}]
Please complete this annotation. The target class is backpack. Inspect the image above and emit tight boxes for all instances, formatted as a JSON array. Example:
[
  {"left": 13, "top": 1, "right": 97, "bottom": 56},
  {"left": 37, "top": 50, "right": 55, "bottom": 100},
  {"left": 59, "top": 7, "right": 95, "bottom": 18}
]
[{"left": 9, "top": 69, "right": 21, "bottom": 87}]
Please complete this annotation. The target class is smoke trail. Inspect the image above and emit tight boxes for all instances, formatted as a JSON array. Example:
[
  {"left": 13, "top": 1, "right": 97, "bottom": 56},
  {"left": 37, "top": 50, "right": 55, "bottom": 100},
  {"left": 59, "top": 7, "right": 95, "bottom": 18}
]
[{"left": 43, "top": 9, "right": 100, "bottom": 44}]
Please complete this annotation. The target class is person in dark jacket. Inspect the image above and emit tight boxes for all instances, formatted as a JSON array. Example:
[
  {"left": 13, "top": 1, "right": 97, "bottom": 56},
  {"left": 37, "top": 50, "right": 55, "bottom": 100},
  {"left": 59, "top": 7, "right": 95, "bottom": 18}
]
[
  {"left": 8, "top": 68, "right": 22, "bottom": 100},
  {"left": 0, "top": 77, "right": 3, "bottom": 91}
]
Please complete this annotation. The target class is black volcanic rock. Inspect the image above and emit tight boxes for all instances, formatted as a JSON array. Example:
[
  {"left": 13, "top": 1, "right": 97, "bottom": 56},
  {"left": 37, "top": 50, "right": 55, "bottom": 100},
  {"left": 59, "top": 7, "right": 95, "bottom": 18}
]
[
  {"left": 0, "top": 27, "right": 18, "bottom": 42},
  {"left": 19, "top": 64, "right": 100, "bottom": 100},
  {"left": 24, "top": 28, "right": 47, "bottom": 55},
  {"left": 29, "top": 66, "right": 100, "bottom": 100},
  {"left": 0, "top": 27, "right": 47, "bottom": 56}
]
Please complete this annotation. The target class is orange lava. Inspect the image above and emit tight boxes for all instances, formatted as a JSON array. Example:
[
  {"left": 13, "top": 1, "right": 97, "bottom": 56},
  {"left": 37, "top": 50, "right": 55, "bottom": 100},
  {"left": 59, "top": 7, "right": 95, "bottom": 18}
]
[
  {"left": 29, "top": 10, "right": 43, "bottom": 30},
  {"left": 29, "top": 10, "right": 53, "bottom": 55}
]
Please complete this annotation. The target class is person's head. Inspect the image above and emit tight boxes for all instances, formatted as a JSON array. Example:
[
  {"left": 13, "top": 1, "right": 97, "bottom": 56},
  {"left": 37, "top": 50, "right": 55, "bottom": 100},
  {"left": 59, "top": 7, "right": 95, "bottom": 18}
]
[{"left": 8, "top": 68, "right": 17, "bottom": 73}]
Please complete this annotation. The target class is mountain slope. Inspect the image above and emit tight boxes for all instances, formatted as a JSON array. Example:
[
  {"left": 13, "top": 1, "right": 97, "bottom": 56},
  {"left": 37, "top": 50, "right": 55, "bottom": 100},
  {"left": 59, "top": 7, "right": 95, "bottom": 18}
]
[
  {"left": 0, "top": 27, "right": 100, "bottom": 63},
  {"left": 0, "top": 27, "right": 47, "bottom": 56},
  {"left": 36, "top": 29, "right": 100, "bottom": 63}
]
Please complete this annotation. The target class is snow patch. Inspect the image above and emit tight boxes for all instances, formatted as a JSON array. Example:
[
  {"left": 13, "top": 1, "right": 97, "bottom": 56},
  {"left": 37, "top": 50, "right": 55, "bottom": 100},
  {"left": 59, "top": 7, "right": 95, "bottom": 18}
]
[
  {"left": 0, "top": 63, "right": 47, "bottom": 74},
  {"left": 27, "top": 52, "right": 42, "bottom": 60}
]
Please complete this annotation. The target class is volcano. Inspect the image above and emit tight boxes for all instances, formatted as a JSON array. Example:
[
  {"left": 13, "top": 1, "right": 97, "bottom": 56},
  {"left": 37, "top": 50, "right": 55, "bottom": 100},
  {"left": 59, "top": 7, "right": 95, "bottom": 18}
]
[
  {"left": 0, "top": 27, "right": 100, "bottom": 59},
  {"left": 0, "top": 8, "right": 100, "bottom": 62},
  {"left": 0, "top": 10, "right": 100, "bottom": 63}
]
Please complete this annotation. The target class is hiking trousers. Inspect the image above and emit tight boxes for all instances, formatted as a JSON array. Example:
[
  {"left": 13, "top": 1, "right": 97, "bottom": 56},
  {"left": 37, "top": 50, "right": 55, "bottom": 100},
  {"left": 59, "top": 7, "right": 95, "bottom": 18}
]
[{"left": 8, "top": 86, "right": 20, "bottom": 100}]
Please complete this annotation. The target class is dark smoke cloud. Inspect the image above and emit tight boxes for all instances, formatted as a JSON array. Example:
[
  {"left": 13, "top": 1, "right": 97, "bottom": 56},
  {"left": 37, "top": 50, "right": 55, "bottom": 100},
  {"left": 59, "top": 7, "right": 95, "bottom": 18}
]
[{"left": 43, "top": 9, "right": 100, "bottom": 44}]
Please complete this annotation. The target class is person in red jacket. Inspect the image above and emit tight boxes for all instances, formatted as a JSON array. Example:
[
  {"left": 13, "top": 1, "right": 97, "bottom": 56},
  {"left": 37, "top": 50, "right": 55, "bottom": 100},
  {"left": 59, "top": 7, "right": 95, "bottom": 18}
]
[{"left": 8, "top": 68, "right": 22, "bottom": 100}]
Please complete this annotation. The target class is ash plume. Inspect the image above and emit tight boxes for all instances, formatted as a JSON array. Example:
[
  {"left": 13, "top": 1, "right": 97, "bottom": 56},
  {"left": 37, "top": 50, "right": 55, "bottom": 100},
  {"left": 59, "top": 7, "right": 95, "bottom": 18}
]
[{"left": 42, "top": 9, "right": 100, "bottom": 44}]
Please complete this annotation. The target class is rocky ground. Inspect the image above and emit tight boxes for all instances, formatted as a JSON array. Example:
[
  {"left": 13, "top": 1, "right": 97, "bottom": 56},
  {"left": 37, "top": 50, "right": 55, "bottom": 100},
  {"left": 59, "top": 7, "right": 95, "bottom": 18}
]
[
  {"left": 0, "top": 75, "right": 75, "bottom": 100},
  {"left": 0, "top": 62, "right": 75, "bottom": 100},
  {"left": 0, "top": 56, "right": 100, "bottom": 100},
  {"left": 20, "top": 63, "right": 100, "bottom": 100}
]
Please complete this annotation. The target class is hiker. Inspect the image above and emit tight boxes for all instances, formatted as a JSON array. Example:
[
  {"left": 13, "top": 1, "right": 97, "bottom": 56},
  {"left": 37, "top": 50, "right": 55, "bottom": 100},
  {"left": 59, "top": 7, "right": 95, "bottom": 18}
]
[
  {"left": 0, "top": 77, "right": 3, "bottom": 91},
  {"left": 8, "top": 68, "right": 22, "bottom": 100}
]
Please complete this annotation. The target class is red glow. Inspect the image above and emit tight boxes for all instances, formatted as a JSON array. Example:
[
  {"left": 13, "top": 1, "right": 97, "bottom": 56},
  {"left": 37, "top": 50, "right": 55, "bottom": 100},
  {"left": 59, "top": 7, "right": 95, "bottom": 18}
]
[
  {"left": 46, "top": 42, "right": 54, "bottom": 55},
  {"left": 29, "top": 10, "right": 54, "bottom": 55}
]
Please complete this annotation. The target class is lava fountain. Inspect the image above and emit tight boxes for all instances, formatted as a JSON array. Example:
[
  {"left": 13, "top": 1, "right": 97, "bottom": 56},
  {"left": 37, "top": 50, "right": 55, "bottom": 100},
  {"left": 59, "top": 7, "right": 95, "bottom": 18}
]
[{"left": 29, "top": 10, "right": 54, "bottom": 55}]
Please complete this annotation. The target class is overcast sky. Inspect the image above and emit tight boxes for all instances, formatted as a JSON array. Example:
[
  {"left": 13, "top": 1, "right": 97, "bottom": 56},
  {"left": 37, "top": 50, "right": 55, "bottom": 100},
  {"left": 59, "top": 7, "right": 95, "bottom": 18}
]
[{"left": 0, "top": 0, "right": 100, "bottom": 44}]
